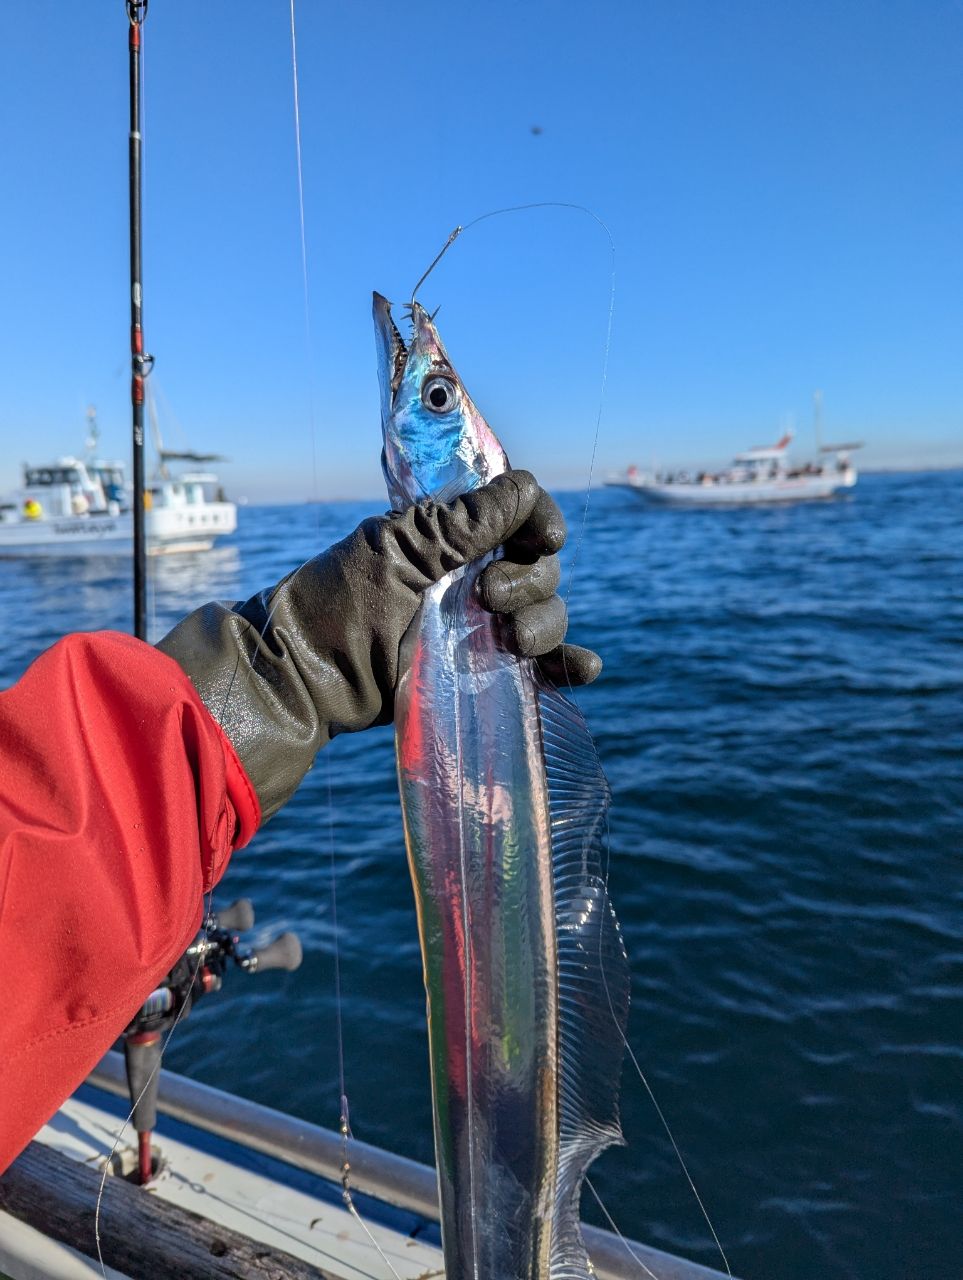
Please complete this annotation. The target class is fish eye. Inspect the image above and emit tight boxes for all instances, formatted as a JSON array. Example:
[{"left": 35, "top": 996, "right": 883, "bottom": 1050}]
[{"left": 422, "top": 376, "right": 459, "bottom": 414}]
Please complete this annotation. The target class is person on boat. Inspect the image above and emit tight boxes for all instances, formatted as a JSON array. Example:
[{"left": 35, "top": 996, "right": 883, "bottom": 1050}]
[{"left": 0, "top": 470, "right": 600, "bottom": 1173}]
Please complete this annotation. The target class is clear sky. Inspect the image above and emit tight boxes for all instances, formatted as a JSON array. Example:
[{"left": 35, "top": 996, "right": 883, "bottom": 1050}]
[{"left": 1, "top": 1, "right": 960, "bottom": 502}]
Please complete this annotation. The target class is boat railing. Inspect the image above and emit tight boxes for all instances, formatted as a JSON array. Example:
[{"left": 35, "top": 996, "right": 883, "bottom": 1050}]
[{"left": 87, "top": 1050, "right": 736, "bottom": 1280}]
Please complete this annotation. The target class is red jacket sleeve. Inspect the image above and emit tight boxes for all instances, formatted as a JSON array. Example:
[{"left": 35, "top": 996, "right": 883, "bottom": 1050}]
[{"left": 0, "top": 631, "right": 261, "bottom": 1172}]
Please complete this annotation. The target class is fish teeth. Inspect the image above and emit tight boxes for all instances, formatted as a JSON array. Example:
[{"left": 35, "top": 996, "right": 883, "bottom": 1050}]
[{"left": 384, "top": 305, "right": 409, "bottom": 396}]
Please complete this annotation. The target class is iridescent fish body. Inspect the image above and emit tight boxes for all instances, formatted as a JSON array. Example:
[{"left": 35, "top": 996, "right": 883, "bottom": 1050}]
[{"left": 373, "top": 293, "right": 629, "bottom": 1280}]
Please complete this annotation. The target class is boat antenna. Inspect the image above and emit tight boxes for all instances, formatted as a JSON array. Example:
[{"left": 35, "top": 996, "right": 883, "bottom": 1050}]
[
  {"left": 127, "top": 0, "right": 153, "bottom": 640},
  {"left": 85, "top": 405, "right": 100, "bottom": 459},
  {"left": 813, "top": 388, "right": 824, "bottom": 452}
]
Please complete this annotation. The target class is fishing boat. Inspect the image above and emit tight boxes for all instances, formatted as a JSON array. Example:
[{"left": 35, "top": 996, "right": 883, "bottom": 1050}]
[
  {"left": 606, "top": 433, "right": 862, "bottom": 506},
  {"left": 0, "top": 443, "right": 237, "bottom": 559}
]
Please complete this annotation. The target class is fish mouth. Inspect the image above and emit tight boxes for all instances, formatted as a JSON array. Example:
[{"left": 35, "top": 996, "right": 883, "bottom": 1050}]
[{"left": 372, "top": 292, "right": 409, "bottom": 404}]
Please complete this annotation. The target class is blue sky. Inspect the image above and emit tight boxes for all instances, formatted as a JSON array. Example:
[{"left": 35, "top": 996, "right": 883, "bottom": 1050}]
[{"left": 0, "top": 1, "right": 960, "bottom": 502}]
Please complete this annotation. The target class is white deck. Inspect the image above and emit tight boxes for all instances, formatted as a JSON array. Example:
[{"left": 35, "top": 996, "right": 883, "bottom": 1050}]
[
  {"left": 0, "top": 1095, "right": 444, "bottom": 1280},
  {"left": 0, "top": 1057, "right": 735, "bottom": 1280}
]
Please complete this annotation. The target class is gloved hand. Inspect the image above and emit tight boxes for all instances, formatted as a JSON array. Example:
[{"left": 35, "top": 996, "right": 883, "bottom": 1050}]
[{"left": 158, "top": 469, "right": 600, "bottom": 821}]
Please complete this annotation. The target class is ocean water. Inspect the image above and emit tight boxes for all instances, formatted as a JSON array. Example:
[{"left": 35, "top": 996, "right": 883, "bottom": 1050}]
[{"left": 2, "top": 471, "right": 961, "bottom": 1280}]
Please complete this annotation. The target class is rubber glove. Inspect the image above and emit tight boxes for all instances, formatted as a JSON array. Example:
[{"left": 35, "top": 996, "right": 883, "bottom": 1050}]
[{"left": 158, "top": 469, "right": 600, "bottom": 821}]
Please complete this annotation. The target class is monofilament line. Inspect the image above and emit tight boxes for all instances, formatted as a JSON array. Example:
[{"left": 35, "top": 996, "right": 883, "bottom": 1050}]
[
  {"left": 288, "top": 9, "right": 402, "bottom": 1275},
  {"left": 409, "top": 202, "right": 616, "bottom": 611},
  {"left": 98, "top": 8, "right": 350, "bottom": 1273},
  {"left": 594, "top": 810, "right": 732, "bottom": 1275},
  {"left": 289, "top": 0, "right": 320, "bottom": 511},
  {"left": 93, "top": 630, "right": 268, "bottom": 1276},
  {"left": 585, "top": 1177, "right": 663, "bottom": 1280},
  {"left": 411, "top": 206, "right": 733, "bottom": 1275},
  {"left": 94, "top": 940, "right": 210, "bottom": 1276},
  {"left": 623, "top": 1038, "right": 733, "bottom": 1275}
]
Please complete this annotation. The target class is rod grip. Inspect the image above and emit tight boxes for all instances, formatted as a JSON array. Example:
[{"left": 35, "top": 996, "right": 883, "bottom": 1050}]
[{"left": 124, "top": 1034, "right": 162, "bottom": 1135}]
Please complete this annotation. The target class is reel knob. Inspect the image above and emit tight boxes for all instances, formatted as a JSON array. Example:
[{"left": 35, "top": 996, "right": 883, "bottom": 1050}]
[
  {"left": 245, "top": 931, "right": 303, "bottom": 974},
  {"left": 212, "top": 898, "right": 255, "bottom": 932}
]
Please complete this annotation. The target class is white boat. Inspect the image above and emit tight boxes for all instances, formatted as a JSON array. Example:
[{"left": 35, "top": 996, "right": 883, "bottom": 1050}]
[
  {"left": 0, "top": 451, "right": 237, "bottom": 558},
  {"left": 606, "top": 433, "right": 862, "bottom": 506}
]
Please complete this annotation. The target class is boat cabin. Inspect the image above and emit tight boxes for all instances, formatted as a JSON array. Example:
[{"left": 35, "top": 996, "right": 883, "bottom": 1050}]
[
  {"left": 19, "top": 457, "right": 120, "bottom": 519},
  {"left": 730, "top": 435, "right": 792, "bottom": 483},
  {"left": 150, "top": 470, "right": 225, "bottom": 511}
]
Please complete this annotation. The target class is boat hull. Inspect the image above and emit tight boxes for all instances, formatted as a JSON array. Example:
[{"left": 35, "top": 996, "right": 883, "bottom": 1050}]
[
  {"left": 0, "top": 503, "right": 237, "bottom": 557},
  {"left": 606, "top": 475, "right": 854, "bottom": 506}
]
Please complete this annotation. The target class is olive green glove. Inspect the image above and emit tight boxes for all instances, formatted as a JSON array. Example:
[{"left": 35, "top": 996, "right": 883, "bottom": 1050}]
[{"left": 157, "top": 469, "right": 600, "bottom": 821}]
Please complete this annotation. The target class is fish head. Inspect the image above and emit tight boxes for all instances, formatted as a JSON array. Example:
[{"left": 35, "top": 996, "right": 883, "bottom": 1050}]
[{"left": 373, "top": 293, "right": 508, "bottom": 510}]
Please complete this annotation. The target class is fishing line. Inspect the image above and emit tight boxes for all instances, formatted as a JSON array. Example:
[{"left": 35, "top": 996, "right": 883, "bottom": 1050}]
[
  {"left": 140, "top": 18, "right": 156, "bottom": 645},
  {"left": 621, "top": 1032, "right": 732, "bottom": 1276},
  {"left": 288, "top": 7, "right": 403, "bottom": 1274},
  {"left": 93, "top": 947, "right": 208, "bottom": 1273},
  {"left": 288, "top": 0, "right": 321, "bottom": 511},
  {"left": 585, "top": 1177, "right": 663, "bottom": 1280},
  {"left": 413, "top": 207, "right": 733, "bottom": 1277},
  {"left": 408, "top": 201, "right": 616, "bottom": 657},
  {"left": 96, "top": 8, "right": 312, "bottom": 1271},
  {"left": 93, "top": 634, "right": 262, "bottom": 1275},
  {"left": 449, "top": 575, "right": 482, "bottom": 1279},
  {"left": 91, "top": 11, "right": 173, "bottom": 1265},
  {"left": 593, "top": 813, "right": 734, "bottom": 1274},
  {"left": 93, "top": 585, "right": 353, "bottom": 1273}
]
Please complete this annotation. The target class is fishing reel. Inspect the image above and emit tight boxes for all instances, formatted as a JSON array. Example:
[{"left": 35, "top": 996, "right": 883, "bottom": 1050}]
[{"left": 122, "top": 898, "right": 303, "bottom": 1184}]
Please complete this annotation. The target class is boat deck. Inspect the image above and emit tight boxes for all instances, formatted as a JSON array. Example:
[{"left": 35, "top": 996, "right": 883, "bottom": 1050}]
[{"left": 0, "top": 1054, "right": 735, "bottom": 1280}]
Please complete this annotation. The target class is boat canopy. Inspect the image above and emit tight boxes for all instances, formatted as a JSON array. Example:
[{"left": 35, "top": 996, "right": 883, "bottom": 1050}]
[
  {"left": 159, "top": 449, "right": 228, "bottom": 463},
  {"left": 733, "top": 432, "right": 793, "bottom": 463}
]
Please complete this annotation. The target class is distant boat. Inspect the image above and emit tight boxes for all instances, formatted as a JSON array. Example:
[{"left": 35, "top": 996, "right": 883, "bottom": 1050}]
[
  {"left": 605, "top": 433, "right": 862, "bottom": 506},
  {"left": 0, "top": 431, "right": 237, "bottom": 558},
  {"left": 0, "top": 454, "right": 237, "bottom": 557}
]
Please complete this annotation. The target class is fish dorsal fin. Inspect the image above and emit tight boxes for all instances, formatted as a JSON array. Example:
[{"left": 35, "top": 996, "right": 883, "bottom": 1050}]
[{"left": 538, "top": 677, "right": 631, "bottom": 1279}]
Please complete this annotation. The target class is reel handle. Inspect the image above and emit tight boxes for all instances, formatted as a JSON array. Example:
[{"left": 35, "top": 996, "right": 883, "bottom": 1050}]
[
  {"left": 245, "top": 931, "right": 303, "bottom": 973},
  {"left": 213, "top": 898, "right": 255, "bottom": 931}
]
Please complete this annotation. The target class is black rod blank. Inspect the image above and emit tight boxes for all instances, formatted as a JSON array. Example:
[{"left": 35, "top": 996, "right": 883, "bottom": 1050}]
[{"left": 127, "top": 1, "right": 150, "bottom": 639}]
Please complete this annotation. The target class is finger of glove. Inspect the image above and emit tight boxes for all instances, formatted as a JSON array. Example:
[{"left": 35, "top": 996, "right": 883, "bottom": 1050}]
[
  {"left": 432, "top": 470, "right": 542, "bottom": 569},
  {"left": 501, "top": 595, "right": 568, "bottom": 658},
  {"left": 477, "top": 553, "right": 562, "bottom": 613},
  {"left": 501, "top": 488, "right": 567, "bottom": 562},
  {"left": 535, "top": 643, "right": 603, "bottom": 687}
]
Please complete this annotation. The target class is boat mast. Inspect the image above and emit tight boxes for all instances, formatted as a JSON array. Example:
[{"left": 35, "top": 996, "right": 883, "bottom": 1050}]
[
  {"left": 127, "top": 0, "right": 152, "bottom": 639},
  {"left": 813, "top": 389, "right": 824, "bottom": 452}
]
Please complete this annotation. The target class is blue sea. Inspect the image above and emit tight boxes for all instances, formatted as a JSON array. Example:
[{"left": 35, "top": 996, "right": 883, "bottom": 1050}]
[{"left": 2, "top": 472, "right": 961, "bottom": 1280}]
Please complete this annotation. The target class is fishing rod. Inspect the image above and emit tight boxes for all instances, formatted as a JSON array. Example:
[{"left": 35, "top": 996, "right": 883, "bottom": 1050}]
[
  {"left": 127, "top": 0, "right": 153, "bottom": 639},
  {"left": 122, "top": 899, "right": 303, "bottom": 1185},
  {"left": 115, "top": 0, "right": 308, "bottom": 1199}
]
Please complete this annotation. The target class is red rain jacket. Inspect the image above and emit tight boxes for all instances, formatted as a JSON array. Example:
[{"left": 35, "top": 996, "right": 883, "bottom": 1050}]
[{"left": 0, "top": 631, "right": 260, "bottom": 1173}]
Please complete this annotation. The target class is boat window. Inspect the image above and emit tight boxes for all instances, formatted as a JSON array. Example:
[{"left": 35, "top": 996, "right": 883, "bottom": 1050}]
[{"left": 24, "top": 466, "right": 82, "bottom": 487}]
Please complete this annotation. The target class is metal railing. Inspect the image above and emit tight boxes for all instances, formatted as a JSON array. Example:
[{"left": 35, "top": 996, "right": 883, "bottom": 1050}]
[{"left": 87, "top": 1052, "right": 734, "bottom": 1280}]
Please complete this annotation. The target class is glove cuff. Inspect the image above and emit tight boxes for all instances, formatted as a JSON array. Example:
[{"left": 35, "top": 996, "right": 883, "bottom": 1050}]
[{"left": 157, "top": 596, "right": 328, "bottom": 823}]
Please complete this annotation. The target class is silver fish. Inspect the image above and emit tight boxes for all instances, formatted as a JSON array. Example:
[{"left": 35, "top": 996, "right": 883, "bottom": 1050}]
[{"left": 373, "top": 293, "right": 629, "bottom": 1279}]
